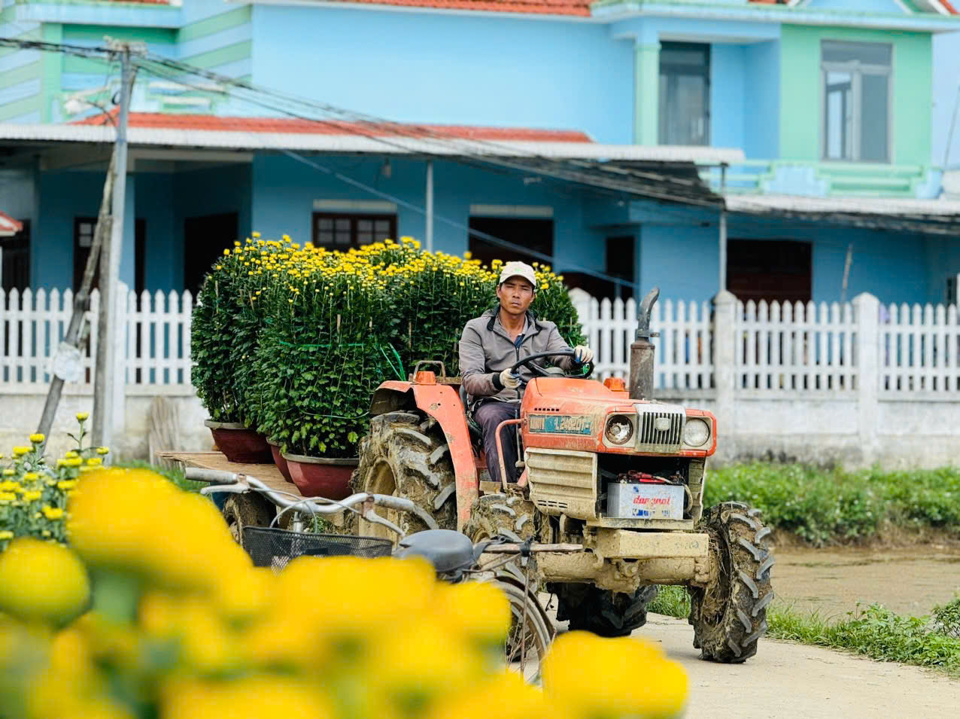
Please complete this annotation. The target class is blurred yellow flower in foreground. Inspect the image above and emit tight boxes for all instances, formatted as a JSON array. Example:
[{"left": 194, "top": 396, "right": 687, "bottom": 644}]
[
  {"left": 543, "top": 631, "right": 688, "bottom": 719},
  {"left": 161, "top": 676, "right": 332, "bottom": 719},
  {"left": 0, "top": 538, "right": 90, "bottom": 625}
]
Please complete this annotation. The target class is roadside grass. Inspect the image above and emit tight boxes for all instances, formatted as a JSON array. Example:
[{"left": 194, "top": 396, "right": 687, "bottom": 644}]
[
  {"left": 705, "top": 463, "right": 960, "bottom": 546},
  {"left": 649, "top": 586, "right": 960, "bottom": 676}
]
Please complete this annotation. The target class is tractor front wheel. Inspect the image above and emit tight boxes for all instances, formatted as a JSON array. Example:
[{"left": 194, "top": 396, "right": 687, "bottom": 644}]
[
  {"left": 555, "top": 584, "right": 658, "bottom": 637},
  {"left": 351, "top": 411, "right": 457, "bottom": 541},
  {"left": 689, "top": 502, "right": 775, "bottom": 663}
]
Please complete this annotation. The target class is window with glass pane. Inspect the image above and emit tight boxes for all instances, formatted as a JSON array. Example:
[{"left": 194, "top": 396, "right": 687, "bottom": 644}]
[
  {"left": 312, "top": 212, "right": 397, "bottom": 249},
  {"left": 659, "top": 43, "right": 710, "bottom": 146},
  {"left": 821, "top": 41, "right": 891, "bottom": 163}
]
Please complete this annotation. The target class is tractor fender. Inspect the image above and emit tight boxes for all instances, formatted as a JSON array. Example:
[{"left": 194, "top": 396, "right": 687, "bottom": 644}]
[{"left": 370, "top": 381, "right": 479, "bottom": 530}]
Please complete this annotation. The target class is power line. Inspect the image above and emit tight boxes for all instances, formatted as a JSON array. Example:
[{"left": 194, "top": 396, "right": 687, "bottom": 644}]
[{"left": 133, "top": 53, "right": 722, "bottom": 208}]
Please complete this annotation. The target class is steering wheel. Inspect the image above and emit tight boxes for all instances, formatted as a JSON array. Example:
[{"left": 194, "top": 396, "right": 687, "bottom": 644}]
[{"left": 510, "top": 350, "right": 594, "bottom": 381}]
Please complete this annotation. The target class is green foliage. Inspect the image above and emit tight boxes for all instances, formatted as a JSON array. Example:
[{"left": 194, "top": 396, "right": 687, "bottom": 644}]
[
  {"left": 190, "top": 257, "right": 245, "bottom": 424},
  {"left": 769, "top": 604, "right": 960, "bottom": 676},
  {"left": 705, "top": 463, "right": 960, "bottom": 546},
  {"left": 647, "top": 585, "right": 690, "bottom": 619},
  {"left": 932, "top": 596, "right": 960, "bottom": 639}
]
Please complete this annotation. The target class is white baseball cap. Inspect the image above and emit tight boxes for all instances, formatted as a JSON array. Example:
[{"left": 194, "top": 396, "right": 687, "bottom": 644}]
[{"left": 498, "top": 261, "right": 537, "bottom": 289}]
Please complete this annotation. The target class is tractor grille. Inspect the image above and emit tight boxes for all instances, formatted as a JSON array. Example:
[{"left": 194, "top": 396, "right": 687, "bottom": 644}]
[{"left": 636, "top": 407, "right": 684, "bottom": 452}]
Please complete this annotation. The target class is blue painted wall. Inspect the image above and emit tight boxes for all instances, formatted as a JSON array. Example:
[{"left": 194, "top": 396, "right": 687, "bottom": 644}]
[
  {"left": 933, "top": 30, "right": 960, "bottom": 169},
  {"left": 743, "top": 41, "right": 780, "bottom": 160},
  {"left": 35, "top": 170, "right": 136, "bottom": 289},
  {"left": 636, "top": 211, "right": 934, "bottom": 305},
  {"left": 251, "top": 6, "right": 634, "bottom": 144},
  {"left": 711, "top": 44, "right": 746, "bottom": 152}
]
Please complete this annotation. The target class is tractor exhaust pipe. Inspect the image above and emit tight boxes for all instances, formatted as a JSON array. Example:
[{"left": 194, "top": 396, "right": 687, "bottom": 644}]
[{"left": 629, "top": 288, "right": 660, "bottom": 401}]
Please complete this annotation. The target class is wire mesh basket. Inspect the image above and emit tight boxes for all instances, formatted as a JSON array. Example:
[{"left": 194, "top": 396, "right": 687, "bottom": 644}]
[{"left": 242, "top": 526, "right": 393, "bottom": 573}]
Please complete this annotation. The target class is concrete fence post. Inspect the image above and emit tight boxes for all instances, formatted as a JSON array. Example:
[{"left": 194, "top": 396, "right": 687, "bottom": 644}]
[
  {"left": 713, "top": 291, "right": 738, "bottom": 459},
  {"left": 853, "top": 292, "right": 880, "bottom": 458},
  {"left": 112, "top": 282, "right": 128, "bottom": 436}
]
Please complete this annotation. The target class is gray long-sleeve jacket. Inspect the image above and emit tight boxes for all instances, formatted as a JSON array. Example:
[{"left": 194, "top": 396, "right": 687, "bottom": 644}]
[{"left": 459, "top": 308, "right": 576, "bottom": 403}]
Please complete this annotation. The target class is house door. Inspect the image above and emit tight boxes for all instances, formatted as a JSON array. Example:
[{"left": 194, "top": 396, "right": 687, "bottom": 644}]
[
  {"left": 183, "top": 213, "right": 238, "bottom": 295},
  {"left": 467, "top": 217, "right": 554, "bottom": 268},
  {"left": 0, "top": 219, "right": 30, "bottom": 291},
  {"left": 727, "top": 239, "right": 812, "bottom": 304}
]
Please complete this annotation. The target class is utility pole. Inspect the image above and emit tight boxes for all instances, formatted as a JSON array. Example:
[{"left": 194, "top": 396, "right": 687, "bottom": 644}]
[
  {"left": 92, "top": 42, "right": 137, "bottom": 448},
  {"left": 425, "top": 160, "right": 434, "bottom": 252}
]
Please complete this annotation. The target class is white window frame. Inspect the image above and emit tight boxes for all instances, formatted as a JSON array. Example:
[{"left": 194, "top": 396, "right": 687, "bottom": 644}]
[{"left": 820, "top": 40, "right": 894, "bottom": 164}]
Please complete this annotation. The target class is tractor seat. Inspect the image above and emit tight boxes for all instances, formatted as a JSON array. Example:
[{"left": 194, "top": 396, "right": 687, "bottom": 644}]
[
  {"left": 395, "top": 529, "right": 475, "bottom": 578},
  {"left": 459, "top": 384, "right": 484, "bottom": 445}
]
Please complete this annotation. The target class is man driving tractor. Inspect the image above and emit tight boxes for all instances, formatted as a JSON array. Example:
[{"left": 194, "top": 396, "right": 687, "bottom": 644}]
[{"left": 458, "top": 261, "right": 594, "bottom": 484}]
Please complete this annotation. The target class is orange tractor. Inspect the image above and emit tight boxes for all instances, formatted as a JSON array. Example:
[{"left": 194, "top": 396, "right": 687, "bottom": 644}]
[{"left": 352, "top": 289, "right": 773, "bottom": 662}]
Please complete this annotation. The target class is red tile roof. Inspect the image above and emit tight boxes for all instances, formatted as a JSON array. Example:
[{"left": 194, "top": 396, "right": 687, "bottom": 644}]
[
  {"left": 73, "top": 112, "right": 594, "bottom": 143},
  {"left": 0, "top": 211, "right": 23, "bottom": 236},
  {"left": 313, "top": 0, "right": 591, "bottom": 15}
]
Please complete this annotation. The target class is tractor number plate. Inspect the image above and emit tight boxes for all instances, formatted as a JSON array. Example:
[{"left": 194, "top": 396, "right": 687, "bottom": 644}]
[{"left": 528, "top": 414, "right": 594, "bottom": 435}]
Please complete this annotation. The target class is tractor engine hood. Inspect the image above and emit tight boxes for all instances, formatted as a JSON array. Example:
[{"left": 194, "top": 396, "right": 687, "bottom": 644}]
[{"left": 520, "top": 378, "right": 716, "bottom": 457}]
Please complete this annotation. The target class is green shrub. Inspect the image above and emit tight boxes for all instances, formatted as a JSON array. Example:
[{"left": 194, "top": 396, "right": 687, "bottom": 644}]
[
  {"left": 252, "top": 243, "right": 393, "bottom": 458},
  {"left": 705, "top": 463, "right": 960, "bottom": 546},
  {"left": 191, "top": 246, "right": 245, "bottom": 424}
]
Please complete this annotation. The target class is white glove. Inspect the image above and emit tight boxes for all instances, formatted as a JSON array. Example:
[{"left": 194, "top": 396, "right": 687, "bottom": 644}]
[
  {"left": 499, "top": 368, "right": 521, "bottom": 389},
  {"left": 573, "top": 346, "right": 594, "bottom": 365}
]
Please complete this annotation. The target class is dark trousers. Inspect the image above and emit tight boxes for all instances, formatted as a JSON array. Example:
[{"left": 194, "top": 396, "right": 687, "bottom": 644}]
[{"left": 474, "top": 400, "right": 521, "bottom": 485}]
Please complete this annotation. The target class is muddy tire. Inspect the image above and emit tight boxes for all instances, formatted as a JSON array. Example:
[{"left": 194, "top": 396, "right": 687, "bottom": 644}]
[
  {"left": 351, "top": 411, "right": 457, "bottom": 540},
  {"left": 461, "top": 493, "right": 543, "bottom": 544},
  {"left": 689, "top": 502, "right": 774, "bottom": 663},
  {"left": 556, "top": 584, "right": 659, "bottom": 637},
  {"left": 222, "top": 493, "right": 275, "bottom": 547}
]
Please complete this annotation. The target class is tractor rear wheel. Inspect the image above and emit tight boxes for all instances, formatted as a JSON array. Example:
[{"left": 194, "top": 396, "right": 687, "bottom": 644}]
[
  {"left": 555, "top": 584, "right": 659, "bottom": 637},
  {"left": 689, "top": 502, "right": 774, "bottom": 663},
  {"left": 351, "top": 411, "right": 457, "bottom": 541}
]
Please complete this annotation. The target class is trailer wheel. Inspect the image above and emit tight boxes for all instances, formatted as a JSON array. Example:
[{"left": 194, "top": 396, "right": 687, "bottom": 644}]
[
  {"left": 222, "top": 493, "right": 275, "bottom": 548},
  {"left": 555, "top": 584, "right": 659, "bottom": 637},
  {"left": 351, "top": 411, "right": 457, "bottom": 541},
  {"left": 689, "top": 502, "right": 775, "bottom": 663}
]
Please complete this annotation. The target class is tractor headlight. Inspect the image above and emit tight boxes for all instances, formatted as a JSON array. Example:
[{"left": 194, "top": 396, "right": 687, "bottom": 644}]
[
  {"left": 605, "top": 415, "right": 635, "bottom": 445},
  {"left": 682, "top": 418, "right": 711, "bottom": 448}
]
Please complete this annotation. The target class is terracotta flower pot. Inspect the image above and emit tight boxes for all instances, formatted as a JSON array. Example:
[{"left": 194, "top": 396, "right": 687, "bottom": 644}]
[
  {"left": 204, "top": 420, "right": 272, "bottom": 464},
  {"left": 267, "top": 438, "right": 294, "bottom": 484},
  {"left": 282, "top": 452, "right": 358, "bottom": 499}
]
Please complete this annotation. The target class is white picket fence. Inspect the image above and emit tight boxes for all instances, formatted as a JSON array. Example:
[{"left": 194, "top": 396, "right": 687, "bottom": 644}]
[
  {"left": 571, "top": 291, "right": 713, "bottom": 390},
  {"left": 573, "top": 290, "right": 960, "bottom": 398},
  {"left": 0, "top": 284, "right": 193, "bottom": 392},
  {"left": 2, "top": 286, "right": 960, "bottom": 399}
]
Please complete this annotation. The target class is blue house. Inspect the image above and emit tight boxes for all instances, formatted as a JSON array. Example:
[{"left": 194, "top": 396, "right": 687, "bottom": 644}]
[{"left": 2, "top": 0, "right": 960, "bottom": 305}]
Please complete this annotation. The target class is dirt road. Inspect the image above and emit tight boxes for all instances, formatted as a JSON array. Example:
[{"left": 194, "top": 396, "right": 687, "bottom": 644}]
[
  {"left": 774, "top": 545, "right": 960, "bottom": 617},
  {"left": 635, "top": 615, "right": 960, "bottom": 718}
]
